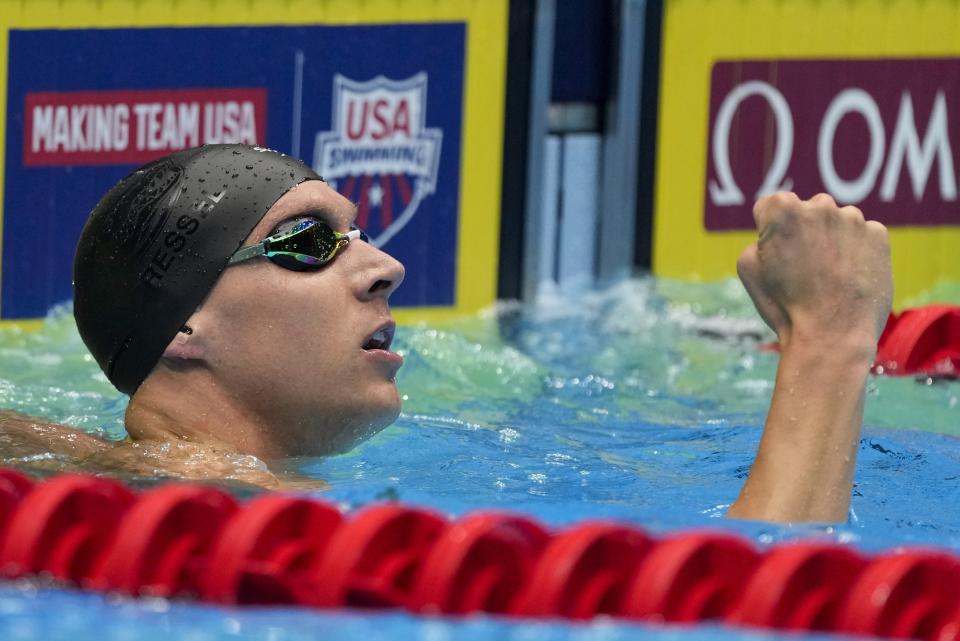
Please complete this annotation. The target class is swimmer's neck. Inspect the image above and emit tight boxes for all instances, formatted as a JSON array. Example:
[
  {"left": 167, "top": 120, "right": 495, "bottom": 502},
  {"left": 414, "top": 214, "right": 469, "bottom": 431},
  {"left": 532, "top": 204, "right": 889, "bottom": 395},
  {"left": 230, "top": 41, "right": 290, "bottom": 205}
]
[{"left": 125, "top": 367, "right": 286, "bottom": 460}]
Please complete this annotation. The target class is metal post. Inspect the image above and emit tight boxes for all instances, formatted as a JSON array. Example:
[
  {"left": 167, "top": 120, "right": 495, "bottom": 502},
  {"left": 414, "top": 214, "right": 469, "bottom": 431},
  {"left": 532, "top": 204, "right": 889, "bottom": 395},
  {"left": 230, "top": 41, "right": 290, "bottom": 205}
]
[
  {"left": 597, "top": 0, "right": 647, "bottom": 284},
  {"left": 521, "top": 0, "right": 556, "bottom": 302}
]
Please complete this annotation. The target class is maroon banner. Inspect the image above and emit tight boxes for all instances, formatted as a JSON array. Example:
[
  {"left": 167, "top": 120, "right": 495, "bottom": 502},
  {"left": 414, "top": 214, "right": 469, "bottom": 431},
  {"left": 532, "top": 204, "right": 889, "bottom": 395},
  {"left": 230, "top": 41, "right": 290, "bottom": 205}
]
[
  {"left": 704, "top": 59, "right": 960, "bottom": 230},
  {"left": 23, "top": 88, "right": 267, "bottom": 166}
]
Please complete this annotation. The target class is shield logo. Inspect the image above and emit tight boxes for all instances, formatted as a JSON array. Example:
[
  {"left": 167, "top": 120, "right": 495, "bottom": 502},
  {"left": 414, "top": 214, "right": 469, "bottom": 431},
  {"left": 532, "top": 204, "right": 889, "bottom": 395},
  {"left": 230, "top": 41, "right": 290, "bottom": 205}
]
[{"left": 313, "top": 73, "right": 442, "bottom": 247}]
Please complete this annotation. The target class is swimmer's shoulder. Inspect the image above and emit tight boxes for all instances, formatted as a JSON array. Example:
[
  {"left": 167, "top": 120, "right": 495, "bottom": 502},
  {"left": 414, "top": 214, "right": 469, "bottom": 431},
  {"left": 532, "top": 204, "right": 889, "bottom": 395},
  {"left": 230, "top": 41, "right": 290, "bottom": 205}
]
[
  {"left": 83, "top": 438, "right": 328, "bottom": 491},
  {"left": 0, "top": 410, "right": 328, "bottom": 491}
]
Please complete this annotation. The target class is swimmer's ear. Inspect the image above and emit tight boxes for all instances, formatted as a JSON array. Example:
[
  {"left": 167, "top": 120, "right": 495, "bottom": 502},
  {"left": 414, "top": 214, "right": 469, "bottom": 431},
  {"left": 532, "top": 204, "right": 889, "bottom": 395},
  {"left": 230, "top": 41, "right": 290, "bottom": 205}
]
[{"left": 162, "top": 320, "right": 205, "bottom": 360}]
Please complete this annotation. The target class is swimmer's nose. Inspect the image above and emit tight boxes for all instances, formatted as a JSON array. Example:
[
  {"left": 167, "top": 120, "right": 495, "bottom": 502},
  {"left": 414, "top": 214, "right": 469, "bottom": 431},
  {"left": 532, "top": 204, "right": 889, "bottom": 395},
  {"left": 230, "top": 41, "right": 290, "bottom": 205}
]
[{"left": 359, "top": 246, "right": 405, "bottom": 301}]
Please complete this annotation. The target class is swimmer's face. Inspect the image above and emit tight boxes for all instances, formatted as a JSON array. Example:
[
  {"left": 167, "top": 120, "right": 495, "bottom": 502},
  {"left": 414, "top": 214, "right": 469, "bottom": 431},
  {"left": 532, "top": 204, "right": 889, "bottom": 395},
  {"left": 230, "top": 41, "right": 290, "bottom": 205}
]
[{"left": 196, "top": 180, "right": 405, "bottom": 456}]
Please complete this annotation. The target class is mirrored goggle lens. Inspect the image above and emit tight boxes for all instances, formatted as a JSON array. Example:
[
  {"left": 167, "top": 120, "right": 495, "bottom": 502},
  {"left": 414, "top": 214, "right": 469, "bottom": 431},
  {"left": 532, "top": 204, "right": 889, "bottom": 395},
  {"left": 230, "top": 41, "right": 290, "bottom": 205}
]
[
  {"left": 262, "top": 221, "right": 366, "bottom": 271},
  {"left": 267, "top": 221, "right": 340, "bottom": 262}
]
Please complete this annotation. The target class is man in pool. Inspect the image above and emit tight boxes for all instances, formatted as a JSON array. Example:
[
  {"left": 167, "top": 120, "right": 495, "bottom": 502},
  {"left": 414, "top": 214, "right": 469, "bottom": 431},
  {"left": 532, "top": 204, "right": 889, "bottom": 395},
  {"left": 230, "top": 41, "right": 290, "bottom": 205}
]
[{"left": 0, "top": 144, "right": 892, "bottom": 522}]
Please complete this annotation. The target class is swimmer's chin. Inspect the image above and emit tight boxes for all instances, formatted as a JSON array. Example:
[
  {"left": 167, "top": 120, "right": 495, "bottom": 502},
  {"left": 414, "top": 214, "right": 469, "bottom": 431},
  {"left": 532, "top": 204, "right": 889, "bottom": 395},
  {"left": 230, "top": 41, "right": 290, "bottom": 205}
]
[
  {"left": 339, "top": 404, "right": 401, "bottom": 453},
  {"left": 299, "top": 400, "right": 402, "bottom": 458}
]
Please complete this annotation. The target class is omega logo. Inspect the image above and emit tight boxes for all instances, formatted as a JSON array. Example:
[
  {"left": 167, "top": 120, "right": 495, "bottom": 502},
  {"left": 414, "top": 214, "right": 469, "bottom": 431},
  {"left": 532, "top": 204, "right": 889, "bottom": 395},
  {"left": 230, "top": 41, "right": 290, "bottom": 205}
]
[
  {"left": 709, "top": 81, "right": 794, "bottom": 206},
  {"left": 709, "top": 80, "right": 958, "bottom": 206}
]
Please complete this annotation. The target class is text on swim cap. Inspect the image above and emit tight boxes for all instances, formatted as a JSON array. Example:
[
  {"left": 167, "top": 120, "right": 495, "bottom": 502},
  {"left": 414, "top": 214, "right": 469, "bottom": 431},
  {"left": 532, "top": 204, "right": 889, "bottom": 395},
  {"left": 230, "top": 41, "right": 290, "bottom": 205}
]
[{"left": 137, "top": 184, "right": 226, "bottom": 288}]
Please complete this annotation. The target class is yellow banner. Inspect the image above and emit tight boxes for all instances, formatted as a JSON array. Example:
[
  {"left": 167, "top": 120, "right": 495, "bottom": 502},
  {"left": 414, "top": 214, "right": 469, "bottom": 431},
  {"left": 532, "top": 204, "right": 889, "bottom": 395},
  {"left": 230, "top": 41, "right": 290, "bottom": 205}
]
[{"left": 655, "top": 0, "right": 960, "bottom": 306}]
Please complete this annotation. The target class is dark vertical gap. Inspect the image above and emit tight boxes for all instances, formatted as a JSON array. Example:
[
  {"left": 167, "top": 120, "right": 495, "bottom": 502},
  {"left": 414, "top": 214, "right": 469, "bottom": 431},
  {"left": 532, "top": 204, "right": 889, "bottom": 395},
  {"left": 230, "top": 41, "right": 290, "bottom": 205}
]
[
  {"left": 633, "top": 0, "right": 664, "bottom": 271},
  {"left": 604, "top": 0, "right": 623, "bottom": 127},
  {"left": 552, "top": 0, "right": 611, "bottom": 107},
  {"left": 497, "top": 0, "right": 536, "bottom": 300},
  {"left": 595, "top": 0, "right": 622, "bottom": 279},
  {"left": 553, "top": 136, "right": 564, "bottom": 281}
]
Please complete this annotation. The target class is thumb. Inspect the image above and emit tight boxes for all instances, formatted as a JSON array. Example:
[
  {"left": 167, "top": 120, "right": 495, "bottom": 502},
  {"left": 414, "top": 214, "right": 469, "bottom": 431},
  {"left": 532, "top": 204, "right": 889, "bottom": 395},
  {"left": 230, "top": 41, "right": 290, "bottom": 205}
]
[{"left": 737, "top": 242, "right": 788, "bottom": 336}]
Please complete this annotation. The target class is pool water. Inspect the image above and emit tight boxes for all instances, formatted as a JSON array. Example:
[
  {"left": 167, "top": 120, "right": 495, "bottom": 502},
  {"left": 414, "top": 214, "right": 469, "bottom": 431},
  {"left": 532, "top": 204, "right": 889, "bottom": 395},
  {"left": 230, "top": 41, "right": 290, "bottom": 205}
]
[{"left": 1, "top": 276, "right": 959, "bottom": 639}]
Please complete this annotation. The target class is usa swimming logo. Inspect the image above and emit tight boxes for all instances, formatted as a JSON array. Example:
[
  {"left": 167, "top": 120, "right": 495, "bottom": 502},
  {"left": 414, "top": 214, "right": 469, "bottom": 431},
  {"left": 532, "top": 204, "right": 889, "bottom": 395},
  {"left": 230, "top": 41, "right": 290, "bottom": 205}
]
[{"left": 313, "top": 73, "right": 442, "bottom": 248}]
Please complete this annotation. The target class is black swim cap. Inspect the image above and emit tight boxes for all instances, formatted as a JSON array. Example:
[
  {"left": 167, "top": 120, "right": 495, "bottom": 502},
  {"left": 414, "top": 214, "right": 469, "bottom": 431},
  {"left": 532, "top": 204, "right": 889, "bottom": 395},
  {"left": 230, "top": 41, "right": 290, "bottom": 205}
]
[{"left": 73, "top": 144, "right": 321, "bottom": 395}]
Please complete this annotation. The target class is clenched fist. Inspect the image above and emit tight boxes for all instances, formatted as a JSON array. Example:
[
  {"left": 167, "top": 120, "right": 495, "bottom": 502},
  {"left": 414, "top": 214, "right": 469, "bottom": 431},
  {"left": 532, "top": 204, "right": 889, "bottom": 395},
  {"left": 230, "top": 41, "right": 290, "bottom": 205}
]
[{"left": 736, "top": 192, "right": 893, "bottom": 353}]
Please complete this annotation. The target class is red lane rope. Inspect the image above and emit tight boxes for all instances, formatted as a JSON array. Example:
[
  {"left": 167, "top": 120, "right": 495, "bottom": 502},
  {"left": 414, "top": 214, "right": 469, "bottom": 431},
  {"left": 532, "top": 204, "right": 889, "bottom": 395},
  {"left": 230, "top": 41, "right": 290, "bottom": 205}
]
[
  {"left": 0, "top": 468, "right": 958, "bottom": 640},
  {"left": 875, "top": 305, "right": 960, "bottom": 377}
]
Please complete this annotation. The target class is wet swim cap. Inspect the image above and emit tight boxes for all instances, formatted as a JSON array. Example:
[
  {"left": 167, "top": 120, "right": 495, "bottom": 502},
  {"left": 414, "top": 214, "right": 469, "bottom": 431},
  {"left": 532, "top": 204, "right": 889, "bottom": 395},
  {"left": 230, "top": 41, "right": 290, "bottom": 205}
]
[{"left": 74, "top": 144, "right": 321, "bottom": 395}]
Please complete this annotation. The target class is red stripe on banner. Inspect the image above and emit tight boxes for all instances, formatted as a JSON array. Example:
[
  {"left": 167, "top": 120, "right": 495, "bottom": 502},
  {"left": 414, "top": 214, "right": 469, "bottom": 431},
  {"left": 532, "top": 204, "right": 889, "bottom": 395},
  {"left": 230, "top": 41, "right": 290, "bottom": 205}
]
[
  {"left": 356, "top": 175, "right": 373, "bottom": 229},
  {"left": 380, "top": 175, "right": 393, "bottom": 227},
  {"left": 340, "top": 175, "right": 357, "bottom": 202},
  {"left": 396, "top": 174, "right": 413, "bottom": 205},
  {"left": 23, "top": 88, "right": 268, "bottom": 167}
]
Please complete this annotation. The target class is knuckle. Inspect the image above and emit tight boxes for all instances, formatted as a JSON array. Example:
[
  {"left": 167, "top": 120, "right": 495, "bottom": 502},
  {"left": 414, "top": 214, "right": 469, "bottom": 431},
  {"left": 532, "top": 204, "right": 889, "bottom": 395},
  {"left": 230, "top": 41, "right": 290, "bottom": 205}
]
[
  {"left": 754, "top": 192, "right": 802, "bottom": 230},
  {"left": 810, "top": 192, "right": 837, "bottom": 208},
  {"left": 752, "top": 194, "right": 773, "bottom": 220},
  {"left": 839, "top": 205, "right": 865, "bottom": 222},
  {"left": 770, "top": 191, "right": 799, "bottom": 209},
  {"left": 865, "top": 219, "right": 890, "bottom": 243},
  {"left": 756, "top": 191, "right": 795, "bottom": 214}
]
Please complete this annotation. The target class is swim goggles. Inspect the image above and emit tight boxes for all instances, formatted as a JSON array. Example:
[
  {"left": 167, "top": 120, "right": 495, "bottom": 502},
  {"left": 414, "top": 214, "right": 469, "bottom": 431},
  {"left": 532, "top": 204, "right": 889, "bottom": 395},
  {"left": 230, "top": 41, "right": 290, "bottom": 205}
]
[{"left": 228, "top": 216, "right": 368, "bottom": 271}]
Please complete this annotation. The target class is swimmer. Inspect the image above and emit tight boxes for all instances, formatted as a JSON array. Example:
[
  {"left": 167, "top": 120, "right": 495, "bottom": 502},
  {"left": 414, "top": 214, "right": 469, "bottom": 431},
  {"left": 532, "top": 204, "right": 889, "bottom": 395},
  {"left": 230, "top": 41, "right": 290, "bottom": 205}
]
[
  {"left": 6, "top": 144, "right": 403, "bottom": 489},
  {"left": 0, "top": 145, "right": 891, "bottom": 521}
]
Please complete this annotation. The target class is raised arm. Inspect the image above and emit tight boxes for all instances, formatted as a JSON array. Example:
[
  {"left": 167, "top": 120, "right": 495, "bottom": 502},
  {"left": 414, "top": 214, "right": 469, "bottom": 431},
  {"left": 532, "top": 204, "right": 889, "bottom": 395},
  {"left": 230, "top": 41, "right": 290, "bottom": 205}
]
[{"left": 727, "top": 192, "right": 892, "bottom": 523}]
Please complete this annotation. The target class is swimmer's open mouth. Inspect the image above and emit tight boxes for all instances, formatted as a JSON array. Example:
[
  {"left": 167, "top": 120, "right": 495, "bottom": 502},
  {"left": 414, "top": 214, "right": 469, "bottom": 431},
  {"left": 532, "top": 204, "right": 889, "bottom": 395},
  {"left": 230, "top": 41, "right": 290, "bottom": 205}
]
[{"left": 362, "top": 322, "right": 395, "bottom": 351}]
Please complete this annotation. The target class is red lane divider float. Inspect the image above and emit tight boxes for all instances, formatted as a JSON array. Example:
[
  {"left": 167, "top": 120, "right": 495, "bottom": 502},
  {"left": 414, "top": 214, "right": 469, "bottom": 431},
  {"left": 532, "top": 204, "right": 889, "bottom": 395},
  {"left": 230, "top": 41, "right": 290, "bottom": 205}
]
[
  {"left": 875, "top": 305, "right": 960, "bottom": 378},
  {"left": 314, "top": 504, "right": 448, "bottom": 609},
  {"left": 513, "top": 522, "right": 651, "bottom": 618},
  {"left": 624, "top": 531, "right": 759, "bottom": 623},
  {"left": 732, "top": 543, "right": 868, "bottom": 631},
  {"left": 837, "top": 551, "right": 960, "bottom": 640},
  {"left": 92, "top": 484, "right": 238, "bottom": 597},
  {"left": 0, "top": 469, "right": 32, "bottom": 539},
  {"left": 0, "top": 474, "right": 134, "bottom": 583},
  {"left": 414, "top": 512, "right": 548, "bottom": 615},
  {"left": 1, "top": 469, "right": 960, "bottom": 641},
  {"left": 203, "top": 494, "right": 342, "bottom": 605}
]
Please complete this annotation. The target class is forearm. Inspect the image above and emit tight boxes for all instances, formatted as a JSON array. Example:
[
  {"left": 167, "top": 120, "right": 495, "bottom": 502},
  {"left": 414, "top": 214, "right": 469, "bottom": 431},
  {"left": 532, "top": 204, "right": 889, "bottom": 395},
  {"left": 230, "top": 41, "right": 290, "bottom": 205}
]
[
  {"left": 728, "top": 332, "right": 874, "bottom": 522},
  {"left": 0, "top": 410, "right": 111, "bottom": 459}
]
